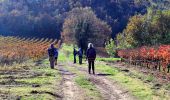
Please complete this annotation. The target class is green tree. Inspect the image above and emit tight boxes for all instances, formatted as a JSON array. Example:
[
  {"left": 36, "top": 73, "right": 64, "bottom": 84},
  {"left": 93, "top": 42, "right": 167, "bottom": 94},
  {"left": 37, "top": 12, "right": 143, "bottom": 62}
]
[
  {"left": 154, "top": 10, "right": 170, "bottom": 44},
  {"left": 105, "top": 39, "right": 117, "bottom": 57},
  {"left": 116, "top": 31, "right": 135, "bottom": 49},
  {"left": 116, "top": 10, "right": 170, "bottom": 49}
]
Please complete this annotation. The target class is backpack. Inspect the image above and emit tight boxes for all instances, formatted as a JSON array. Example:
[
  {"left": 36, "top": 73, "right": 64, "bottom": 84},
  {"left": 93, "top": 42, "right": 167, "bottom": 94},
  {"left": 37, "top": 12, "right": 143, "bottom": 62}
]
[{"left": 87, "top": 48, "right": 96, "bottom": 58}]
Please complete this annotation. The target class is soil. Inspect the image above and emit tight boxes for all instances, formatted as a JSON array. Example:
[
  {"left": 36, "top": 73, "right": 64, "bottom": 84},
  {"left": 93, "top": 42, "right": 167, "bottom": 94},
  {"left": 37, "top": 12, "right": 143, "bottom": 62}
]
[
  {"left": 56, "top": 61, "right": 136, "bottom": 100},
  {"left": 0, "top": 60, "right": 136, "bottom": 100},
  {"left": 57, "top": 65, "right": 87, "bottom": 100}
]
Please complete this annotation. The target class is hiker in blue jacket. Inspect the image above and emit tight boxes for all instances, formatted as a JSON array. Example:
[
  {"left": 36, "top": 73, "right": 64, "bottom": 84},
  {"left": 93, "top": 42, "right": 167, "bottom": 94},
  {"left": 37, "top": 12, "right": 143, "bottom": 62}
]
[
  {"left": 86, "top": 43, "right": 96, "bottom": 74},
  {"left": 78, "top": 48, "right": 83, "bottom": 65},
  {"left": 48, "top": 44, "right": 58, "bottom": 69}
]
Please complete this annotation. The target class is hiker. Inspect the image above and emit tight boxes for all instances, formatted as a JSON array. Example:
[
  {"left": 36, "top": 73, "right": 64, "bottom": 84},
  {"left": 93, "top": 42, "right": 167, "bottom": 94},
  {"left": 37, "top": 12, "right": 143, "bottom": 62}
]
[
  {"left": 73, "top": 47, "right": 77, "bottom": 63},
  {"left": 86, "top": 43, "right": 96, "bottom": 74},
  {"left": 78, "top": 48, "right": 83, "bottom": 64},
  {"left": 48, "top": 44, "right": 58, "bottom": 69}
]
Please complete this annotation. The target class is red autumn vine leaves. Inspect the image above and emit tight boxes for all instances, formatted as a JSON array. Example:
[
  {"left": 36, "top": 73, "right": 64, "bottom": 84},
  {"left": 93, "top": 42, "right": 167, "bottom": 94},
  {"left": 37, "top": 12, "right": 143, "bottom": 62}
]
[
  {"left": 118, "top": 45, "right": 170, "bottom": 72},
  {"left": 0, "top": 37, "right": 59, "bottom": 64}
]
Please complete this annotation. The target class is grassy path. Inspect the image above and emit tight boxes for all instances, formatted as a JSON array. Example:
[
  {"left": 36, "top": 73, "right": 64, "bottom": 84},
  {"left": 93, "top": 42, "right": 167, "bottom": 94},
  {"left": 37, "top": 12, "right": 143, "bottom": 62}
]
[
  {"left": 0, "top": 44, "right": 170, "bottom": 100},
  {"left": 57, "top": 64, "right": 87, "bottom": 100},
  {"left": 58, "top": 44, "right": 170, "bottom": 100},
  {"left": 70, "top": 62, "right": 135, "bottom": 100},
  {"left": 56, "top": 44, "right": 135, "bottom": 100}
]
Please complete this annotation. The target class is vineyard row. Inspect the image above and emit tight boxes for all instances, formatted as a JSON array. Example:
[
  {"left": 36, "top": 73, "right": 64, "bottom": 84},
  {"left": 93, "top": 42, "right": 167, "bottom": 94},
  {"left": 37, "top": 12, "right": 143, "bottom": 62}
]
[
  {"left": 0, "top": 36, "right": 61, "bottom": 66},
  {"left": 118, "top": 45, "right": 170, "bottom": 73}
]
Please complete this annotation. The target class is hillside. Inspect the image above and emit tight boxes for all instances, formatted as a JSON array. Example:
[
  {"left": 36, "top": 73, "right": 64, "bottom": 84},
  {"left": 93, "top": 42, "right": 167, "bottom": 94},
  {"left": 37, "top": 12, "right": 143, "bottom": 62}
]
[
  {"left": 0, "top": 0, "right": 169, "bottom": 38},
  {"left": 0, "top": 0, "right": 156, "bottom": 38}
]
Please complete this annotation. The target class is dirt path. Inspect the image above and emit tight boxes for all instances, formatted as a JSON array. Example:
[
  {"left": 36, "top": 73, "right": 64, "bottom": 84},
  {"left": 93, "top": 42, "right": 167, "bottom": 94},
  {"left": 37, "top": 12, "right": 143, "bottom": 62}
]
[
  {"left": 58, "top": 64, "right": 87, "bottom": 100},
  {"left": 68, "top": 62, "right": 136, "bottom": 100},
  {"left": 89, "top": 76, "right": 133, "bottom": 100}
]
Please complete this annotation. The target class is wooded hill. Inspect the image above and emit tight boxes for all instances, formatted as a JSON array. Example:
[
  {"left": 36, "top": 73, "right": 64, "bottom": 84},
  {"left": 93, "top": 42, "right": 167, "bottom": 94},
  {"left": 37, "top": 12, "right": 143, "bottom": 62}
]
[{"left": 0, "top": 0, "right": 169, "bottom": 38}]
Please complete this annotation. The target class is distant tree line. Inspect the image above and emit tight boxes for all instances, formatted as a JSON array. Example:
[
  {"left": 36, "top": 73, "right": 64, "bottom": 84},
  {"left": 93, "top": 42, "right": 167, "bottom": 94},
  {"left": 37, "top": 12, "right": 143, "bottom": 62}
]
[{"left": 0, "top": 0, "right": 153, "bottom": 38}]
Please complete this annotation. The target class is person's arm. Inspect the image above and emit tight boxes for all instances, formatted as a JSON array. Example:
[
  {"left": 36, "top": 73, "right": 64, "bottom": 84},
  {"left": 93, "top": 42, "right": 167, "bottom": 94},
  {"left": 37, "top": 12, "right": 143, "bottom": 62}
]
[{"left": 55, "top": 48, "right": 58, "bottom": 58}]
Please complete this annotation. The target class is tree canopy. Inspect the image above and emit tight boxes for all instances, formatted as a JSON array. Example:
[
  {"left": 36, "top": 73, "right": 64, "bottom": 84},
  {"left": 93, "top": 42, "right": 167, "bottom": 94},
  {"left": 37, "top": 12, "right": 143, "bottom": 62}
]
[
  {"left": 62, "top": 7, "right": 112, "bottom": 50},
  {"left": 116, "top": 10, "right": 170, "bottom": 49}
]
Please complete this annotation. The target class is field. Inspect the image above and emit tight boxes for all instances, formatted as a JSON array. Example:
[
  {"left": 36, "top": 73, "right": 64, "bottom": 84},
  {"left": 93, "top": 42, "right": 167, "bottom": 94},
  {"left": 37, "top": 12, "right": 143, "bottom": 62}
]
[
  {"left": 0, "top": 36, "right": 61, "bottom": 65},
  {"left": 0, "top": 36, "right": 170, "bottom": 100}
]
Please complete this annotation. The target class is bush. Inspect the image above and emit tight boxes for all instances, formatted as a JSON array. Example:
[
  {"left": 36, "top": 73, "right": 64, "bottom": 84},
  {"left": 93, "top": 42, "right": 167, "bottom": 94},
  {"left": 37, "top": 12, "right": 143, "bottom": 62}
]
[{"left": 105, "top": 39, "right": 117, "bottom": 57}]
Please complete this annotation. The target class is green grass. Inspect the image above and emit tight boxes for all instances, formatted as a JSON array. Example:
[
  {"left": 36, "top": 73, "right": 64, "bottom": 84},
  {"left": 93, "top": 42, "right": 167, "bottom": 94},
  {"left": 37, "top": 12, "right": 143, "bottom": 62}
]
[
  {"left": 145, "top": 75, "right": 154, "bottom": 82},
  {"left": 94, "top": 62, "right": 170, "bottom": 100},
  {"left": 96, "top": 57, "right": 121, "bottom": 62},
  {"left": 165, "top": 84, "right": 170, "bottom": 90},
  {"left": 0, "top": 58, "right": 62, "bottom": 100},
  {"left": 62, "top": 64, "right": 102, "bottom": 99},
  {"left": 75, "top": 75, "right": 102, "bottom": 100},
  {"left": 60, "top": 44, "right": 153, "bottom": 99},
  {"left": 58, "top": 44, "right": 74, "bottom": 62},
  {"left": 58, "top": 46, "right": 102, "bottom": 99},
  {"left": 54, "top": 53, "right": 102, "bottom": 99},
  {"left": 16, "top": 76, "right": 55, "bottom": 85},
  {"left": 56, "top": 44, "right": 170, "bottom": 100},
  {"left": 21, "top": 94, "right": 55, "bottom": 100}
]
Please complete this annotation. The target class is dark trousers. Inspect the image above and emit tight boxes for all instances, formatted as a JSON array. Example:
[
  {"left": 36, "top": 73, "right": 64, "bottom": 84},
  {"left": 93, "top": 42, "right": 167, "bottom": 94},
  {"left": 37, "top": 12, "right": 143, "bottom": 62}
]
[
  {"left": 88, "top": 60, "right": 95, "bottom": 74},
  {"left": 74, "top": 55, "right": 76, "bottom": 63},
  {"left": 79, "top": 56, "right": 82, "bottom": 64},
  {"left": 49, "top": 57, "right": 55, "bottom": 69}
]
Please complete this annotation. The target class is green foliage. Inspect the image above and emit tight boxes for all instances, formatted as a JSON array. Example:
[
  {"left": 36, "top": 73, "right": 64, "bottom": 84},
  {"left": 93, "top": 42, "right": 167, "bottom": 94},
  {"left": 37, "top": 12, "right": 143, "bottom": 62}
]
[
  {"left": 116, "top": 10, "right": 170, "bottom": 48},
  {"left": 116, "top": 32, "right": 136, "bottom": 49},
  {"left": 96, "top": 57, "right": 121, "bottom": 62},
  {"left": 105, "top": 39, "right": 117, "bottom": 57}
]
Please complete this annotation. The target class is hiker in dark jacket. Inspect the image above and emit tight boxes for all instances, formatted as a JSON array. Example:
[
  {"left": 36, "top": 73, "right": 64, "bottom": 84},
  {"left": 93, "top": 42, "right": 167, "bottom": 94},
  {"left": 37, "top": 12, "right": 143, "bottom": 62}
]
[
  {"left": 86, "top": 43, "right": 96, "bottom": 74},
  {"left": 78, "top": 48, "right": 83, "bottom": 64},
  {"left": 73, "top": 47, "right": 77, "bottom": 63},
  {"left": 48, "top": 44, "right": 58, "bottom": 69}
]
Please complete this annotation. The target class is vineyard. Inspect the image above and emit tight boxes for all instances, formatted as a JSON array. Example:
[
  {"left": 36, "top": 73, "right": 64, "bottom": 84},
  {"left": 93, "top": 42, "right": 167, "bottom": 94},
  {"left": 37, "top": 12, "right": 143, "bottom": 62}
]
[
  {"left": 0, "top": 36, "right": 170, "bottom": 99},
  {"left": 118, "top": 45, "right": 170, "bottom": 73},
  {"left": 0, "top": 36, "right": 60, "bottom": 65}
]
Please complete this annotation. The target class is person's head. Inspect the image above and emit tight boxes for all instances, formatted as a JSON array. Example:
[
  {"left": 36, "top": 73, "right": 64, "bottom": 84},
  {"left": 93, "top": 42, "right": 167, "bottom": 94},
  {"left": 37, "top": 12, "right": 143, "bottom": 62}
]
[
  {"left": 50, "top": 43, "right": 54, "bottom": 48},
  {"left": 88, "top": 43, "right": 93, "bottom": 48}
]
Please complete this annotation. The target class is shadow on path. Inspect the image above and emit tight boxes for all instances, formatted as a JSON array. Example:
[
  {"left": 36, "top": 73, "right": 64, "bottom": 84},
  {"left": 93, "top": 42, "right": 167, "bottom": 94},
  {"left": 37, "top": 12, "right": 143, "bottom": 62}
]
[{"left": 97, "top": 73, "right": 113, "bottom": 76}]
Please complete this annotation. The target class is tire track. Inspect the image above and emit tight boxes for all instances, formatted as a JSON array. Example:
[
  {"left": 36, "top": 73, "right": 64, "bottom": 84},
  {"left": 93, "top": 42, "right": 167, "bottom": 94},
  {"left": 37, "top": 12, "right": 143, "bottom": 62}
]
[
  {"left": 58, "top": 64, "right": 87, "bottom": 100},
  {"left": 70, "top": 62, "right": 136, "bottom": 100}
]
